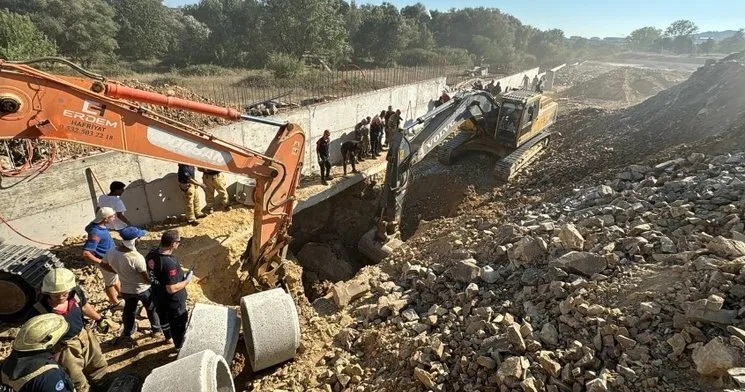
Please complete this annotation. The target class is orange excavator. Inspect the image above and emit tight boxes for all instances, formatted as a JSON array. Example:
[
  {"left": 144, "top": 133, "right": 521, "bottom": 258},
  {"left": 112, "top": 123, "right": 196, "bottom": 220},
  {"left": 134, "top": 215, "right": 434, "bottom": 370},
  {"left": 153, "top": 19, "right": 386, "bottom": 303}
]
[{"left": 0, "top": 58, "right": 305, "bottom": 309}]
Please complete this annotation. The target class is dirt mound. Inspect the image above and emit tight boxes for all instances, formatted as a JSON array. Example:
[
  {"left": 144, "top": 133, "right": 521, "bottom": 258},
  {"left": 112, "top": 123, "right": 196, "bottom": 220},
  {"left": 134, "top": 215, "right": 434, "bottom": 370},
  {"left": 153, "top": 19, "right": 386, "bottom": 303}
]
[
  {"left": 521, "top": 52, "right": 745, "bottom": 196},
  {"left": 553, "top": 62, "right": 619, "bottom": 88},
  {"left": 613, "top": 57, "right": 745, "bottom": 145},
  {"left": 561, "top": 67, "right": 689, "bottom": 103}
]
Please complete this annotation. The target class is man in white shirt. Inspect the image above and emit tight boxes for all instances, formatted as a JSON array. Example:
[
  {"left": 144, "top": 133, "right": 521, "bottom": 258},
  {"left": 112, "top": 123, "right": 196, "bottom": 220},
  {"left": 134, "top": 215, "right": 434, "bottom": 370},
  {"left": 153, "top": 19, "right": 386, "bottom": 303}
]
[
  {"left": 97, "top": 181, "right": 131, "bottom": 231},
  {"left": 103, "top": 226, "right": 166, "bottom": 345}
]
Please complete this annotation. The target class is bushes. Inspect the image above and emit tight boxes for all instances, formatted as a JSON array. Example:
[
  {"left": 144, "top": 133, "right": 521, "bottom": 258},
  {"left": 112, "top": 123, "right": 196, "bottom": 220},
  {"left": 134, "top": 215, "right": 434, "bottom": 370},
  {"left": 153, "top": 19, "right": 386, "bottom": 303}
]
[
  {"left": 435, "top": 47, "right": 474, "bottom": 66},
  {"left": 266, "top": 52, "right": 305, "bottom": 79},
  {"left": 397, "top": 48, "right": 442, "bottom": 66},
  {"left": 178, "top": 64, "right": 235, "bottom": 77},
  {"left": 0, "top": 10, "right": 57, "bottom": 60}
]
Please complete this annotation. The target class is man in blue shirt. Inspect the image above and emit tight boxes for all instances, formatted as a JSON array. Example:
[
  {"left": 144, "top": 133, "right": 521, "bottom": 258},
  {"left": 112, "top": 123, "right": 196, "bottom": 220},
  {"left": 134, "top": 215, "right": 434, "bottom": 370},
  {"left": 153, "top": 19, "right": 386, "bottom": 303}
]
[
  {"left": 82, "top": 206, "right": 121, "bottom": 308},
  {"left": 177, "top": 164, "right": 206, "bottom": 225}
]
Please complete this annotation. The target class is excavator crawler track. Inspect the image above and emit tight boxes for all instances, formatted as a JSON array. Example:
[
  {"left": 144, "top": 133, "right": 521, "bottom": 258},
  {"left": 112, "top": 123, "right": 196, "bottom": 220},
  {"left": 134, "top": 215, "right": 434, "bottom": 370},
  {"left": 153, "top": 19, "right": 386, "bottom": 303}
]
[
  {"left": 437, "top": 132, "right": 473, "bottom": 165},
  {"left": 494, "top": 132, "right": 551, "bottom": 181}
]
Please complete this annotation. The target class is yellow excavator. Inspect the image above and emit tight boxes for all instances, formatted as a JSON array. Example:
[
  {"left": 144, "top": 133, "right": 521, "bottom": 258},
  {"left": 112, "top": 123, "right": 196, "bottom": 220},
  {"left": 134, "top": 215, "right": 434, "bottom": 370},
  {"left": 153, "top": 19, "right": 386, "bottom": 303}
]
[{"left": 359, "top": 89, "right": 558, "bottom": 261}]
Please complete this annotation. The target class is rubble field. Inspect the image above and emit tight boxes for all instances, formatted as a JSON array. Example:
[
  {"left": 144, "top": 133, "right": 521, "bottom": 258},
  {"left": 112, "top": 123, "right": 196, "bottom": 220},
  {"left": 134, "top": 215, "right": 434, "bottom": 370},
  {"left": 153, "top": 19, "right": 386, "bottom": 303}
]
[{"left": 1, "top": 52, "right": 744, "bottom": 392}]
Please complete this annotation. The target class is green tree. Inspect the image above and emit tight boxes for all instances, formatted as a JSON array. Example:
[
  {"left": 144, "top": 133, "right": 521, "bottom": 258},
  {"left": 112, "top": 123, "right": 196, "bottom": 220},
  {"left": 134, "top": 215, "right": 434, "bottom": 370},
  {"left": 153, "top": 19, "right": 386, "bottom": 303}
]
[
  {"left": 665, "top": 19, "right": 698, "bottom": 37},
  {"left": 626, "top": 27, "right": 662, "bottom": 51},
  {"left": 162, "top": 9, "right": 211, "bottom": 66},
  {"left": 108, "top": 0, "right": 172, "bottom": 60},
  {"left": 698, "top": 37, "right": 715, "bottom": 54},
  {"left": 527, "top": 28, "right": 569, "bottom": 66},
  {"left": 400, "top": 3, "right": 434, "bottom": 50},
  {"left": 664, "top": 19, "right": 698, "bottom": 54},
  {"left": 351, "top": 3, "right": 410, "bottom": 65},
  {"left": 184, "top": 0, "right": 264, "bottom": 67},
  {"left": 261, "top": 0, "right": 350, "bottom": 66},
  {"left": 28, "top": 0, "right": 119, "bottom": 65},
  {"left": 0, "top": 10, "right": 57, "bottom": 60},
  {"left": 431, "top": 8, "right": 518, "bottom": 66},
  {"left": 718, "top": 29, "right": 745, "bottom": 52}
]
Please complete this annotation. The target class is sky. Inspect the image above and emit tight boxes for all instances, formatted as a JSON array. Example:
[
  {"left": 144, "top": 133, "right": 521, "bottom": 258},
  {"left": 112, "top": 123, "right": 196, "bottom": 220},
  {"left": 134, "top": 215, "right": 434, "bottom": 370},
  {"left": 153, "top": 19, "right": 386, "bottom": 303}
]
[{"left": 162, "top": 0, "right": 745, "bottom": 38}]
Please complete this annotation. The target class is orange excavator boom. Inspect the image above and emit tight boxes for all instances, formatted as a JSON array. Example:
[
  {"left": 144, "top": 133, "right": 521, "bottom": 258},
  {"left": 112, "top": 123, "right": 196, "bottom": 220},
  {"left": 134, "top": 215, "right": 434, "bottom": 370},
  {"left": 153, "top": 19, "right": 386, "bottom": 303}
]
[{"left": 0, "top": 57, "right": 305, "bottom": 289}]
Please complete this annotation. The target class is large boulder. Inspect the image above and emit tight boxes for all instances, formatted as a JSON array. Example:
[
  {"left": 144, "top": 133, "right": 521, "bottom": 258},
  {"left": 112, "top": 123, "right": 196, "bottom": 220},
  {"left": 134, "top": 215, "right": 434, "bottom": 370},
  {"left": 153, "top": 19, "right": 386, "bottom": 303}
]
[
  {"left": 707, "top": 236, "right": 745, "bottom": 259},
  {"left": 508, "top": 236, "right": 547, "bottom": 266},
  {"left": 691, "top": 337, "right": 742, "bottom": 377},
  {"left": 551, "top": 251, "right": 607, "bottom": 277},
  {"left": 559, "top": 224, "right": 585, "bottom": 250}
]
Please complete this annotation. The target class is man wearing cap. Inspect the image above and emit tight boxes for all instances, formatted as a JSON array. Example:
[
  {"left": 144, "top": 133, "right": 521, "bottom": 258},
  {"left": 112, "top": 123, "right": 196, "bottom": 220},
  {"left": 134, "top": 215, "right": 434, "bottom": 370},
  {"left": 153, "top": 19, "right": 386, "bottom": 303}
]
[
  {"left": 1, "top": 314, "right": 74, "bottom": 392},
  {"left": 27, "top": 268, "right": 110, "bottom": 392},
  {"left": 82, "top": 207, "right": 121, "bottom": 308},
  {"left": 146, "top": 230, "right": 193, "bottom": 353},
  {"left": 103, "top": 226, "right": 166, "bottom": 346}
]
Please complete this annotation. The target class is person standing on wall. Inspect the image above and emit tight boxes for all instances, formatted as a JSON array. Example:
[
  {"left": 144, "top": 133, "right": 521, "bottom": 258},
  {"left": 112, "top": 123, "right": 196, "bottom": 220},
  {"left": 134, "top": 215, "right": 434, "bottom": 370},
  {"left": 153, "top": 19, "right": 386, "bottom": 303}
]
[
  {"left": 316, "top": 130, "right": 332, "bottom": 185},
  {"left": 82, "top": 207, "right": 121, "bottom": 309},
  {"left": 103, "top": 226, "right": 167, "bottom": 347},
  {"left": 383, "top": 106, "right": 394, "bottom": 146},
  {"left": 146, "top": 230, "right": 193, "bottom": 354},
  {"left": 97, "top": 181, "right": 131, "bottom": 231},
  {"left": 370, "top": 113, "right": 383, "bottom": 158},
  {"left": 340, "top": 140, "right": 361, "bottom": 176},
  {"left": 385, "top": 109, "right": 401, "bottom": 148},
  {"left": 27, "top": 268, "right": 111, "bottom": 392},
  {"left": 198, "top": 168, "right": 231, "bottom": 214},
  {"left": 1, "top": 314, "right": 75, "bottom": 392},
  {"left": 177, "top": 164, "right": 207, "bottom": 226}
]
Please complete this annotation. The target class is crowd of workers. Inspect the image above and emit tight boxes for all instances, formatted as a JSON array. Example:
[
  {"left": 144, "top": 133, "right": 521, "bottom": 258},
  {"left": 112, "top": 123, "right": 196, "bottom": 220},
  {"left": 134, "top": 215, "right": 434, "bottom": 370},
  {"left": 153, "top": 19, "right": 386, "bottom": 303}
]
[
  {"left": 1, "top": 178, "right": 201, "bottom": 392},
  {"left": 315, "top": 105, "right": 404, "bottom": 185}
]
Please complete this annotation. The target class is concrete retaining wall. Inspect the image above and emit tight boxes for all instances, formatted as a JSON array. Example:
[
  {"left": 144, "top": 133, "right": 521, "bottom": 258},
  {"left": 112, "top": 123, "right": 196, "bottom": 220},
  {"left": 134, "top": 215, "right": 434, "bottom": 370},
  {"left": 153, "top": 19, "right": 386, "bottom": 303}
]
[
  {"left": 0, "top": 78, "right": 445, "bottom": 246},
  {"left": 494, "top": 67, "right": 540, "bottom": 91},
  {"left": 0, "top": 65, "right": 542, "bottom": 247}
]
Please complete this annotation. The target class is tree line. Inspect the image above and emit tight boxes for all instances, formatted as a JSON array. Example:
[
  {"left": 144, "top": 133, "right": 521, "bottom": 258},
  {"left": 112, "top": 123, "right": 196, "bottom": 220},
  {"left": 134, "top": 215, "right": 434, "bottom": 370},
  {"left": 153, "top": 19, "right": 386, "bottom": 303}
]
[
  {"left": 0, "top": 0, "right": 743, "bottom": 75},
  {"left": 626, "top": 20, "right": 745, "bottom": 55}
]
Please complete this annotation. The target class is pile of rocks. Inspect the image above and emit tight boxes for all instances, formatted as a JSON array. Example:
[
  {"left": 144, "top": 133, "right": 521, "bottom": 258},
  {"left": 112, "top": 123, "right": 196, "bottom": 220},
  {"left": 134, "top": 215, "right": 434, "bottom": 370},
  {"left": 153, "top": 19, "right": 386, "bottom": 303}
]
[
  {"left": 309, "top": 151, "right": 745, "bottom": 392},
  {"left": 525, "top": 51, "right": 745, "bottom": 196}
]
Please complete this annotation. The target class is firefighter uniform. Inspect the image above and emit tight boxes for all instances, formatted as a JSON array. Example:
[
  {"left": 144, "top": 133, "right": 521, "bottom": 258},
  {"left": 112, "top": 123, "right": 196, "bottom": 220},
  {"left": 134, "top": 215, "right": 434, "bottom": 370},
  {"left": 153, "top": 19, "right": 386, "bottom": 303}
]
[
  {"left": 27, "top": 269, "right": 108, "bottom": 392},
  {"left": 1, "top": 314, "right": 75, "bottom": 392},
  {"left": 200, "top": 169, "right": 229, "bottom": 212}
]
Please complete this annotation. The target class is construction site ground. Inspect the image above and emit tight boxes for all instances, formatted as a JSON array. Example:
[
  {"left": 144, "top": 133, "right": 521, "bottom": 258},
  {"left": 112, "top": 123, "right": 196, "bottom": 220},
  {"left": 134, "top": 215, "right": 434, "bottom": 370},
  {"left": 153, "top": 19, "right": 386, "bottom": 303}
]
[{"left": 3, "top": 51, "right": 745, "bottom": 392}]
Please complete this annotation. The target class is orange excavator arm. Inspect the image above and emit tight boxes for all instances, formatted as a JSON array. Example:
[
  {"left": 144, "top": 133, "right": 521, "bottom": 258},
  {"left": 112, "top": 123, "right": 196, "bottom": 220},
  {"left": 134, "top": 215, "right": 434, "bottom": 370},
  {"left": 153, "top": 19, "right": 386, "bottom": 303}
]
[{"left": 0, "top": 58, "right": 305, "bottom": 289}]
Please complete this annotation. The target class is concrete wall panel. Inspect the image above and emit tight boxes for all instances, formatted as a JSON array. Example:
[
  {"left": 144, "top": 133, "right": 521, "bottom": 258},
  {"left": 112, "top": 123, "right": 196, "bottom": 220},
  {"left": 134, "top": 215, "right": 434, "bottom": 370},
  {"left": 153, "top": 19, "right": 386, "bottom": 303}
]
[{"left": 1, "top": 72, "right": 550, "bottom": 246}]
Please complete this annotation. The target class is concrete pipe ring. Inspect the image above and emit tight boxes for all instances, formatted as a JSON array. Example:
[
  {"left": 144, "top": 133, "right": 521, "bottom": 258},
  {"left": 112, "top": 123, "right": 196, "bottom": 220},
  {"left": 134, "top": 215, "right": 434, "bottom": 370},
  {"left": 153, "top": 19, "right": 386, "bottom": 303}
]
[
  {"left": 240, "top": 287, "right": 301, "bottom": 372},
  {"left": 142, "top": 349, "right": 235, "bottom": 392}
]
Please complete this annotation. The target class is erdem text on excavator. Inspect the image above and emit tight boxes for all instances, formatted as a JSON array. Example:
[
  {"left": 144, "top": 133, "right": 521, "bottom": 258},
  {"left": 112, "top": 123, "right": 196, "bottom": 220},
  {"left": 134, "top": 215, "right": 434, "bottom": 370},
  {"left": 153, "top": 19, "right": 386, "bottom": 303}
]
[
  {"left": 359, "top": 88, "right": 558, "bottom": 261},
  {"left": 0, "top": 58, "right": 305, "bottom": 322}
]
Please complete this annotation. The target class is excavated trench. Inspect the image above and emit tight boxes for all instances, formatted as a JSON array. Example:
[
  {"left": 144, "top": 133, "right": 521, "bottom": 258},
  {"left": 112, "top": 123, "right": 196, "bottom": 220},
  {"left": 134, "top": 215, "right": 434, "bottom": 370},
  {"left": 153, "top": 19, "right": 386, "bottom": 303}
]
[
  {"left": 178, "top": 152, "right": 498, "bottom": 305},
  {"left": 289, "top": 153, "right": 498, "bottom": 301}
]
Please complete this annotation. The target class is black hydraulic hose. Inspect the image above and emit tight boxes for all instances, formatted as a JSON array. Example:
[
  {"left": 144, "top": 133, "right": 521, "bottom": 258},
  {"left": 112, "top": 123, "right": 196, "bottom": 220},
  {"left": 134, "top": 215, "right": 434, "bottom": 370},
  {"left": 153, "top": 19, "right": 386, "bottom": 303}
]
[{"left": 4, "top": 57, "right": 105, "bottom": 80}]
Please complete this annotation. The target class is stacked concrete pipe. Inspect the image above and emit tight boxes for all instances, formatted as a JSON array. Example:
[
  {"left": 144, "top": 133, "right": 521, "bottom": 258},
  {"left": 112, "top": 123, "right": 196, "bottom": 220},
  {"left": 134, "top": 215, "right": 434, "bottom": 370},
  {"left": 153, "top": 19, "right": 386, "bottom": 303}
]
[
  {"left": 141, "top": 349, "right": 234, "bottom": 392},
  {"left": 240, "top": 287, "right": 301, "bottom": 371}
]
